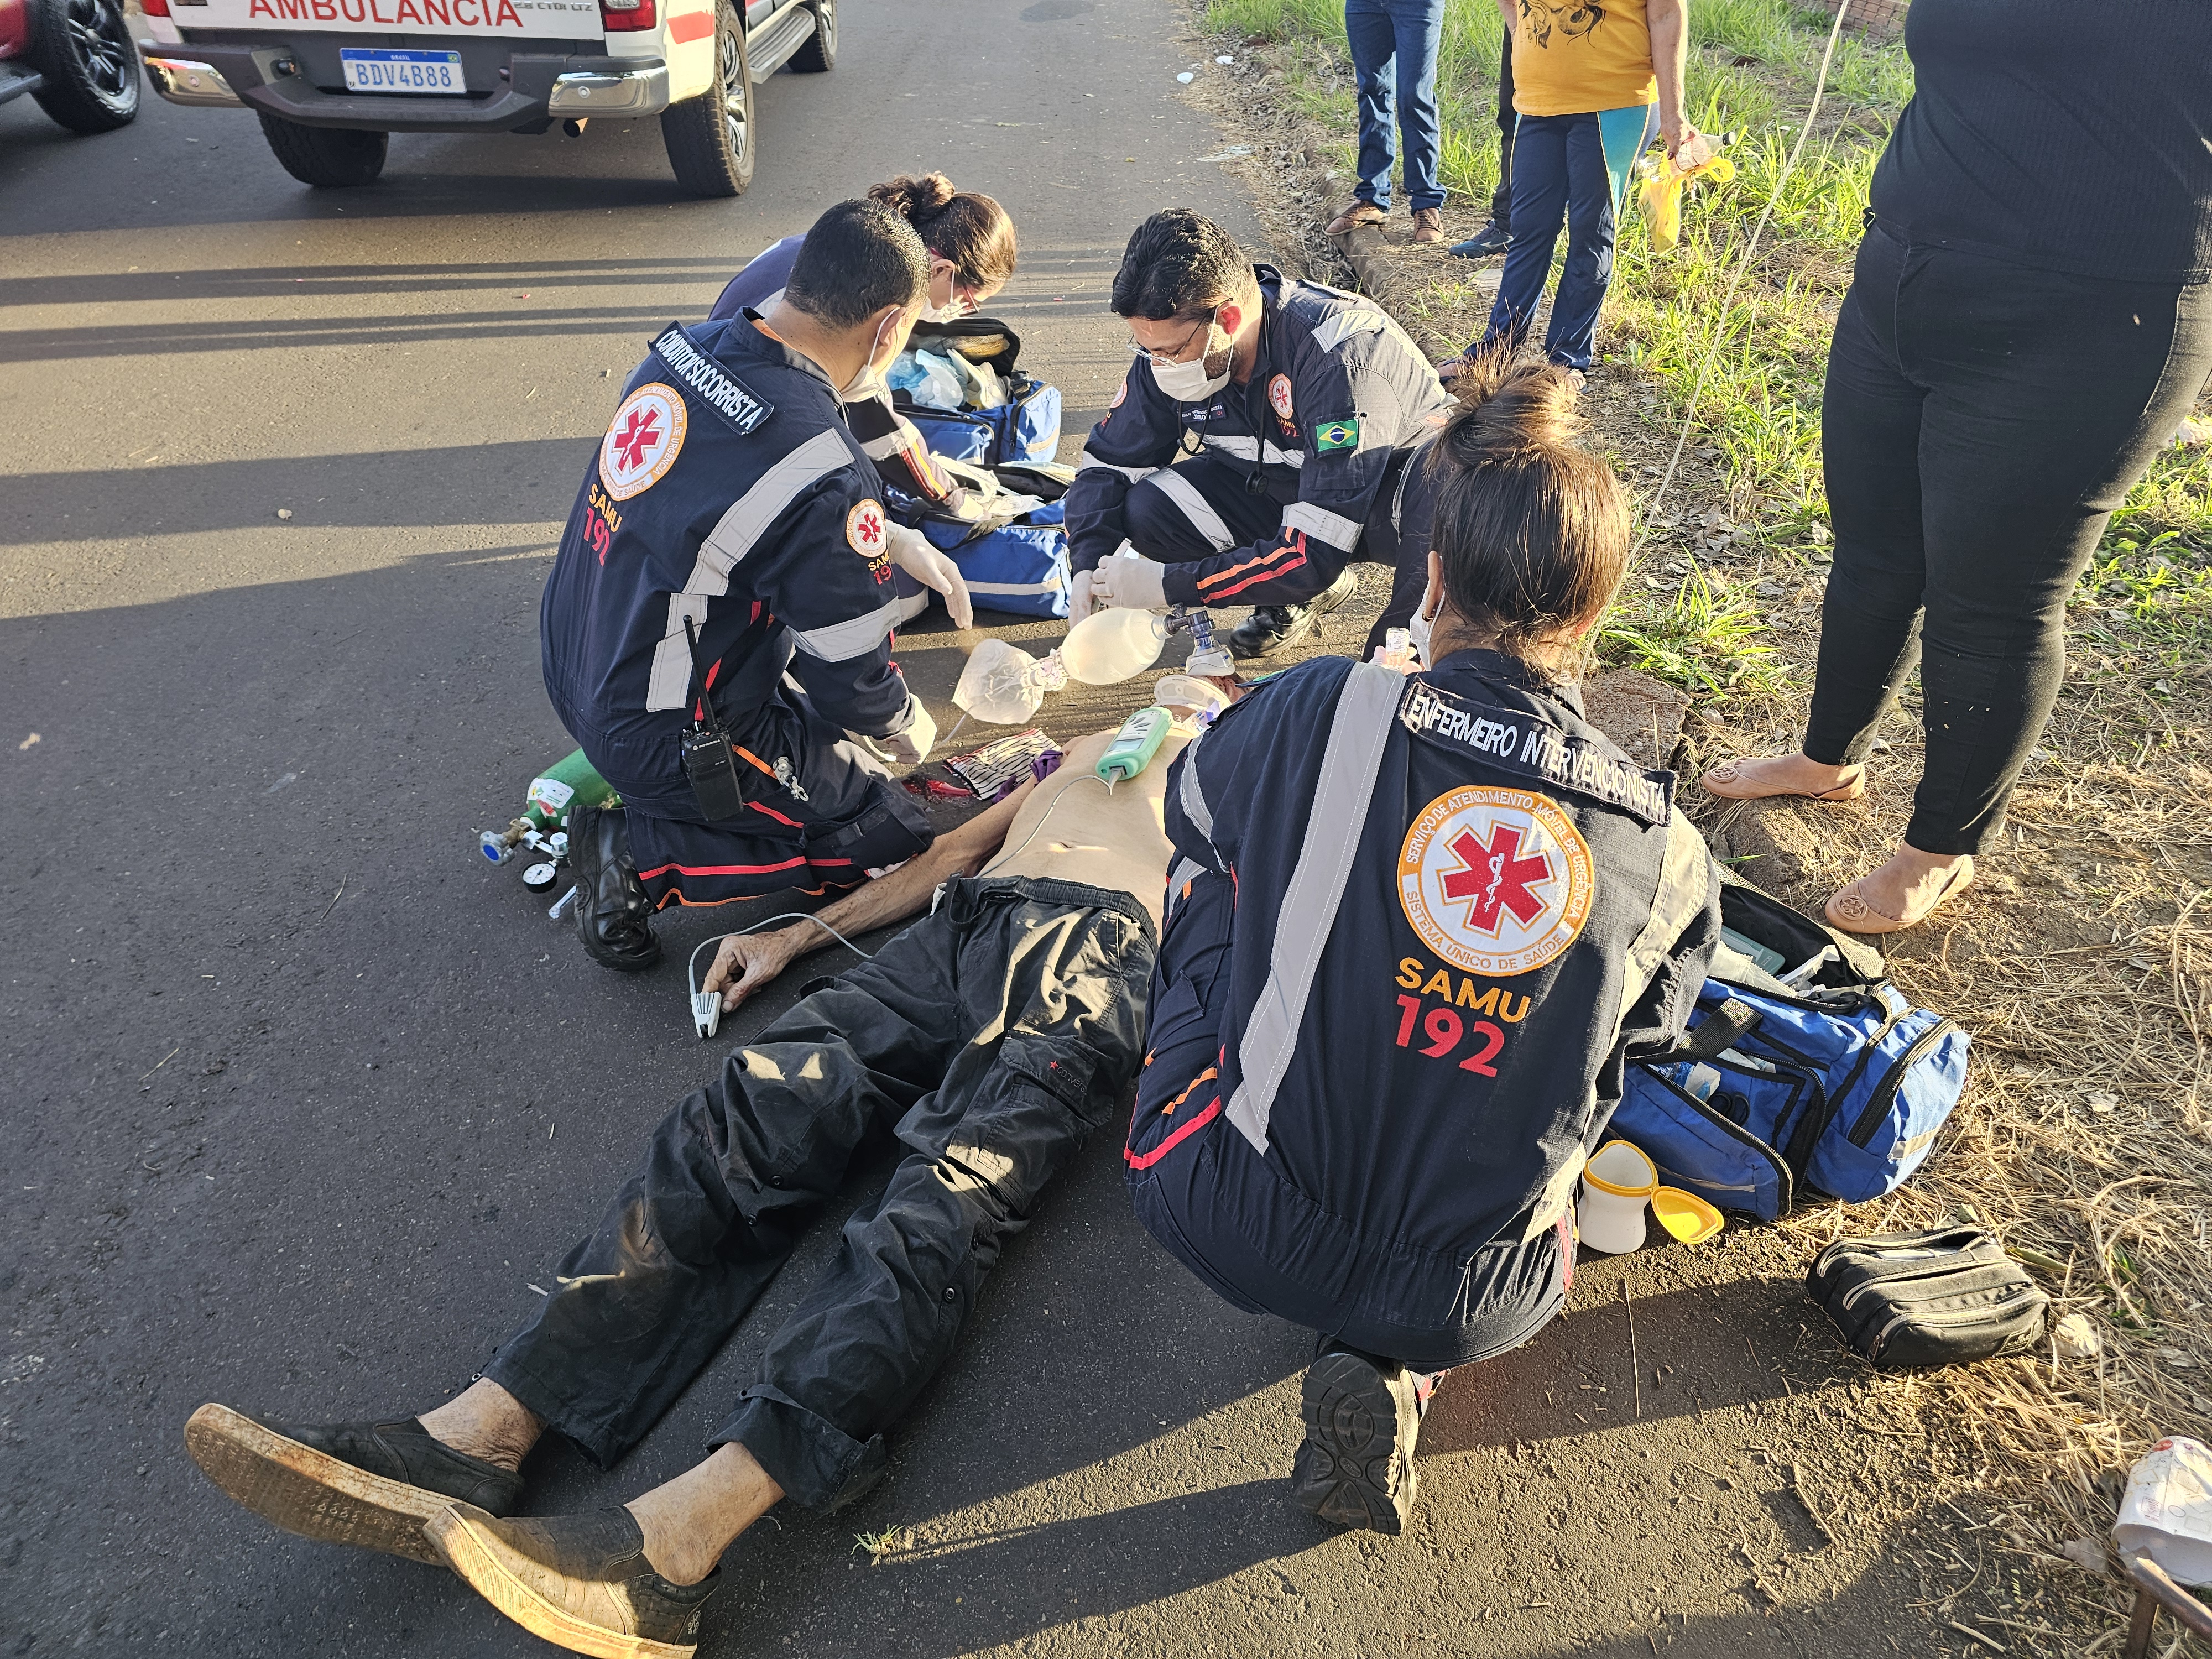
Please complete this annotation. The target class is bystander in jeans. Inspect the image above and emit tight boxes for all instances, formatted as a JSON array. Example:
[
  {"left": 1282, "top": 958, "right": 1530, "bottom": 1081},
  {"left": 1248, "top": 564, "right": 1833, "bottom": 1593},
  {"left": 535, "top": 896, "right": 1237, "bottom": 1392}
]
[
  {"left": 1326, "top": 0, "right": 1447, "bottom": 246},
  {"left": 1454, "top": 0, "right": 1697, "bottom": 378}
]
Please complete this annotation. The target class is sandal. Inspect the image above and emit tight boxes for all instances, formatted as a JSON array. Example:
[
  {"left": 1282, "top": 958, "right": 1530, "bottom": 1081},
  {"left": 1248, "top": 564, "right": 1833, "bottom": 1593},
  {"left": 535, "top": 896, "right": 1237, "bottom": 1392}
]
[
  {"left": 1700, "top": 757, "right": 1866, "bottom": 803},
  {"left": 1825, "top": 856, "right": 1975, "bottom": 936},
  {"left": 1324, "top": 199, "right": 1386, "bottom": 237}
]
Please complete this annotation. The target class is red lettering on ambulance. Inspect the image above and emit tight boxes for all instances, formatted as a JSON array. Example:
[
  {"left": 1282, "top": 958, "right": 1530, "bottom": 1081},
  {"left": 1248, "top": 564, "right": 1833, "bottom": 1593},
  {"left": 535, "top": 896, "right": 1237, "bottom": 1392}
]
[
  {"left": 247, "top": 0, "right": 273, "bottom": 15},
  {"left": 422, "top": 0, "right": 448, "bottom": 22},
  {"left": 395, "top": 0, "right": 422, "bottom": 24},
  {"left": 494, "top": 0, "right": 520, "bottom": 26}
]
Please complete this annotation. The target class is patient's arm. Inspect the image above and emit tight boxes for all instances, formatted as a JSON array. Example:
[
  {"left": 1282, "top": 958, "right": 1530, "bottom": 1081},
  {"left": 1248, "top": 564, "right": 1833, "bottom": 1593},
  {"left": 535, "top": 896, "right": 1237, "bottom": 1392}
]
[{"left": 704, "top": 780, "right": 1035, "bottom": 1011}]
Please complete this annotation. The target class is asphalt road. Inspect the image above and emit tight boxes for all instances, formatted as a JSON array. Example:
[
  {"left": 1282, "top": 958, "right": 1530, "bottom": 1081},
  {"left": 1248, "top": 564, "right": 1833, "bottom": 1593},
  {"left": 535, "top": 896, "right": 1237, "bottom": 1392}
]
[{"left": 4, "top": 7, "right": 2001, "bottom": 1656}]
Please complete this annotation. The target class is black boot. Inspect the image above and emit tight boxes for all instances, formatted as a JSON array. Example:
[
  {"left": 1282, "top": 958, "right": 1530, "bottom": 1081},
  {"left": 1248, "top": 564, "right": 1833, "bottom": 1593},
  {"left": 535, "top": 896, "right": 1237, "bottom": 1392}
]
[
  {"left": 1229, "top": 569, "right": 1360, "bottom": 660},
  {"left": 567, "top": 804, "right": 660, "bottom": 972}
]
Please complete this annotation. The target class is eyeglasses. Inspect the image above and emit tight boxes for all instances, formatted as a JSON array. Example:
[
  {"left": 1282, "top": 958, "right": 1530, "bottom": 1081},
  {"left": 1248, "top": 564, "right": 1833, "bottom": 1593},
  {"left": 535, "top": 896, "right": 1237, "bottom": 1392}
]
[{"left": 1128, "top": 311, "right": 1217, "bottom": 368}]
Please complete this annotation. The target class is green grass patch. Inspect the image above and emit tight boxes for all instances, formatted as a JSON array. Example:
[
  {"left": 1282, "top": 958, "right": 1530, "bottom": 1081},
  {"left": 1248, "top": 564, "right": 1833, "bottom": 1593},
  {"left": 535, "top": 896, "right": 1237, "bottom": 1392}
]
[{"left": 1213, "top": 0, "right": 2209, "bottom": 705}]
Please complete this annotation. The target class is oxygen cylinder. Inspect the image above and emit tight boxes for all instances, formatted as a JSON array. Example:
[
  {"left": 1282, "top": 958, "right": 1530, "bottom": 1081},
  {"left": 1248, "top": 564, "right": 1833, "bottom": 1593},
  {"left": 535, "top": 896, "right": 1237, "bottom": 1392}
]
[{"left": 479, "top": 748, "right": 619, "bottom": 864}]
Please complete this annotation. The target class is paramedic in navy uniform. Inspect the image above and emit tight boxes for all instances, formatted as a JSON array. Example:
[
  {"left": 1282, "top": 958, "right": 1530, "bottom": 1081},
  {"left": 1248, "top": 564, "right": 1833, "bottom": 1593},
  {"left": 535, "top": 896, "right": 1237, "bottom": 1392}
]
[
  {"left": 1066, "top": 208, "right": 1455, "bottom": 660},
  {"left": 542, "top": 198, "right": 958, "bottom": 971},
  {"left": 1124, "top": 354, "right": 1721, "bottom": 1532}
]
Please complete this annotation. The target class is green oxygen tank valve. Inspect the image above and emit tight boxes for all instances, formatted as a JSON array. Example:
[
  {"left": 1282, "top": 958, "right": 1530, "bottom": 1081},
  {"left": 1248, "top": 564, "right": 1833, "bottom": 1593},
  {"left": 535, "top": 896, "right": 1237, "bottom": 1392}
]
[
  {"left": 1095, "top": 706, "right": 1174, "bottom": 785},
  {"left": 478, "top": 748, "right": 620, "bottom": 896}
]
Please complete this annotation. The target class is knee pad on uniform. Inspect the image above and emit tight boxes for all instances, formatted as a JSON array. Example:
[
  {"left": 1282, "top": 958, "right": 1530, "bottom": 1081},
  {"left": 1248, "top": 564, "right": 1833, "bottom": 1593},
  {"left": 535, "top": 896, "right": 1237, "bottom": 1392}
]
[{"left": 815, "top": 780, "right": 935, "bottom": 878}]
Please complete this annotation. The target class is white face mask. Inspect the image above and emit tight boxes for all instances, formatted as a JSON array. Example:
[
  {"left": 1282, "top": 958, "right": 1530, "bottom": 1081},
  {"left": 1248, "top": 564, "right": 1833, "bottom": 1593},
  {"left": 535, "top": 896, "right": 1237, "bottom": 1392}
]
[
  {"left": 1149, "top": 323, "right": 1233, "bottom": 403},
  {"left": 836, "top": 314, "right": 899, "bottom": 403}
]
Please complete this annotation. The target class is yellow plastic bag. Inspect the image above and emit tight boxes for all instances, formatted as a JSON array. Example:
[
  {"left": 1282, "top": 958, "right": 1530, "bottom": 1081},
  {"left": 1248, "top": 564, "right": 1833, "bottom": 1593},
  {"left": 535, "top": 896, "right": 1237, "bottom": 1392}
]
[{"left": 1639, "top": 152, "right": 1738, "bottom": 252}]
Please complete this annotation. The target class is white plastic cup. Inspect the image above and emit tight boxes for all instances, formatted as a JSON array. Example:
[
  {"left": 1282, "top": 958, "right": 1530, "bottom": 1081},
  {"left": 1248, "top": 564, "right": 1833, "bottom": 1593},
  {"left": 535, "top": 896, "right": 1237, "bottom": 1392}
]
[
  {"left": 1578, "top": 1140, "right": 1658, "bottom": 1255},
  {"left": 2116, "top": 1436, "right": 2212, "bottom": 1585}
]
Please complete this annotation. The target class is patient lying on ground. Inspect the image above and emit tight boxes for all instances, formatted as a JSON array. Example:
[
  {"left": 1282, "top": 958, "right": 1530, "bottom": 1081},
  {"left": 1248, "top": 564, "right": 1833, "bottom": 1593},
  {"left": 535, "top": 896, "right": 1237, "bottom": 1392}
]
[{"left": 184, "top": 713, "right": 1194, "bottom": 1659}]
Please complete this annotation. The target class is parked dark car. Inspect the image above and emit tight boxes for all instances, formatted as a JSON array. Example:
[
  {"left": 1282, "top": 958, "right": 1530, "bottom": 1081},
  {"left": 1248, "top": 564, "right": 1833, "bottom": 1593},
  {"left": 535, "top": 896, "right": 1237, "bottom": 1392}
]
[{"left": 0, "top": 0, "right": 140, "bottom": 131}]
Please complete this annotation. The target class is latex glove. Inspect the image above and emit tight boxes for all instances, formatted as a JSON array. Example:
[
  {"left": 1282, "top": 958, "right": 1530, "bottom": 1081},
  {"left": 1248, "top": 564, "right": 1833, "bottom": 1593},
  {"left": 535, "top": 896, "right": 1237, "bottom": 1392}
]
[
  {"left": 885, "top": 523, "right": 973, "bottom": 630},
  {"left": 1068, "top": 568, "right": 1099, "bottom": 625},
  {"left": 879, "top": 695, "right": 938, "bottom": 766},
  {"left": 1089, "top": 550, "right": 1169, "bottom": 611}
]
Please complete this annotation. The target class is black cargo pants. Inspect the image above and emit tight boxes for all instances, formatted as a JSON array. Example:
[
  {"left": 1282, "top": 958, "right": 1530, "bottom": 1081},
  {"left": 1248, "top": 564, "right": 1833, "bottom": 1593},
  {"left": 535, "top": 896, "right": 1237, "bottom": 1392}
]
[{"left": 486, "top": 875, "right": 1155, "bottom": 1510}]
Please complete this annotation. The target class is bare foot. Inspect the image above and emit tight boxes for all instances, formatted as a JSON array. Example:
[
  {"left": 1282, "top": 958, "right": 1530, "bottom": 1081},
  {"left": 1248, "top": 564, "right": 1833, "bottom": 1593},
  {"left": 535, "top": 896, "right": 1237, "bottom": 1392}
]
[
  {"left": 1700, "top": 752, "right": 1865, "bottom": 802},
  {"left": 416, "top": 1378, "right": 543, "bottom": 1473},
  {"left": 627, "top": 1443, "right": 784, "bottom": 1587},
  {"left": 1826, "top": 846, "right": 1974, "bottom": 935}
]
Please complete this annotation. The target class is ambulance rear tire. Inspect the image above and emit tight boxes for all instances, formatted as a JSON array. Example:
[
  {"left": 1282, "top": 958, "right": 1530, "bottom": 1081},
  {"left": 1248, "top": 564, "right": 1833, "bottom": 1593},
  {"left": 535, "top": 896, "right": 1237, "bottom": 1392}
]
[
  {"left": 788, "top": 0, "right": 833, "bottom": 71},
  {"left": 257, "top": 113, "right": 388, "bottom": 188},
  {"left": 660, "top": 1, "right": 753, "bottom": 200}
]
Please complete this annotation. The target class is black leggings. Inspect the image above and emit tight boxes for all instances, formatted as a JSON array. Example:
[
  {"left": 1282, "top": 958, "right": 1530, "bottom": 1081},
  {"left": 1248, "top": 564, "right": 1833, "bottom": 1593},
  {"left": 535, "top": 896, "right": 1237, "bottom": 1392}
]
[{"left": 1808, "top": 220, "right": 2211, "bottom": 855}]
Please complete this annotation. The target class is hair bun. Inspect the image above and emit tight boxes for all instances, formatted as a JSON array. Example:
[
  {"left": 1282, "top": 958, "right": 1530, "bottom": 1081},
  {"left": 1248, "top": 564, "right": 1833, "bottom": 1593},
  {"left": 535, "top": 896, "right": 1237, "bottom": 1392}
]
[
  {"left": 1439, "top": 350, "right": 1579, "bottom": 465},
  {"left": 868, "top": 172, "right": 959, "bottom": 223}
]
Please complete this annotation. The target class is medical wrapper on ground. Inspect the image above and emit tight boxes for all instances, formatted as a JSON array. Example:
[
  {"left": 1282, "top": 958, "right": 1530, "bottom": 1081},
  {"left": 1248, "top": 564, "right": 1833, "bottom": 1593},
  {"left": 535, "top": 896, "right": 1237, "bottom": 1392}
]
[{"left": 1608, "top": 880, "right": 1970, "bottom": 1221}]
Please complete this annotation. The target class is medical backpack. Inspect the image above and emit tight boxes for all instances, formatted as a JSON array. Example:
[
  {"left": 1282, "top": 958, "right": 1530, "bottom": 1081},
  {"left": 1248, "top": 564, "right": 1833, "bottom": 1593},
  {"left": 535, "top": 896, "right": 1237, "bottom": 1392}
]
[
  {"left": 894, "top": 316, "right": 1062, "bottom": 470},
  {"left": 1606, "top": 873, "right": 1971, "bottom": 1222}
]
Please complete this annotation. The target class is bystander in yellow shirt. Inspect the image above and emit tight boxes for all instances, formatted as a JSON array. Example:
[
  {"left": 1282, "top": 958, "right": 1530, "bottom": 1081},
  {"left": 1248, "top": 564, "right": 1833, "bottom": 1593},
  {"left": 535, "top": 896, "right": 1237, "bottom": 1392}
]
[{"left": 1510, "top": 0, "right": 1658, "bottom": 116}]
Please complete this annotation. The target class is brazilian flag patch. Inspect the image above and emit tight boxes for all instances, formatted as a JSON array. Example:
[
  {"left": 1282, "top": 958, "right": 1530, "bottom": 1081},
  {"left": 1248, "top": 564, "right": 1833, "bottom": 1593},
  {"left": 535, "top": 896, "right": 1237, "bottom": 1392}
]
[{"left": 1313, "top": 417, "right": 1360, "bottom": 453}]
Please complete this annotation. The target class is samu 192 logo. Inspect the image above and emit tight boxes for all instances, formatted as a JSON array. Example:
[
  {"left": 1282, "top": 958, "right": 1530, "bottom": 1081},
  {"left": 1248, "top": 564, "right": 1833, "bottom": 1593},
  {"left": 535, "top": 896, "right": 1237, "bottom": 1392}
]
[
  {"left": 597, "top": 383, "right": 686, "bottom": 501},
  {"left": 1397, "top": 786, "right": 1594, "bottom": 977}
]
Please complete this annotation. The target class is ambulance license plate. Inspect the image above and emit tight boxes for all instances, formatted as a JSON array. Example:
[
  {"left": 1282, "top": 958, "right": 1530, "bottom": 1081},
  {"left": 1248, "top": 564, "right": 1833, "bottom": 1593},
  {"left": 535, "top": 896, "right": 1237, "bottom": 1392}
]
[{"left": 339, "top": 48, "right": 464, "bottom": 94}]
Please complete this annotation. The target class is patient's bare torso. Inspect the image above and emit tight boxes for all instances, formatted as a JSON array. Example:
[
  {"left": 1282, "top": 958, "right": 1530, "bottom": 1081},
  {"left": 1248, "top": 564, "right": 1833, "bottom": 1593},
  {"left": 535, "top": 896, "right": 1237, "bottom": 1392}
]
[{"left": 983, "top": 728, "right": 1192, "bottom": 930}]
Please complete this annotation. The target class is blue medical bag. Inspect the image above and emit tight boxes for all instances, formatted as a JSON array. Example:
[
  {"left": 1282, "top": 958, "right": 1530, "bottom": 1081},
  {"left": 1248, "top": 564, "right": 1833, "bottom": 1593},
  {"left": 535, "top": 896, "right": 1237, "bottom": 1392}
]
[
  {"left": 895, "top": 315, "right": 1063, "bottom": 470},
  {"left": 1608, "top": 878, "right": 1971, "bottom": 1222},
  {"left": 921, "top": 500, "right": 1070, "bottom": 620},
  {"left": 900, "top": 377, "right": 1061, "bottom": 469}
]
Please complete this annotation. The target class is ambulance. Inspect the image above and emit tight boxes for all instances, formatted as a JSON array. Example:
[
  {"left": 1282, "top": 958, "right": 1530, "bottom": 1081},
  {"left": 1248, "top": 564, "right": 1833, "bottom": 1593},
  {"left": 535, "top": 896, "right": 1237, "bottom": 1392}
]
[{"left": 135, "top": 0, "right": 829, "bottom": 195}]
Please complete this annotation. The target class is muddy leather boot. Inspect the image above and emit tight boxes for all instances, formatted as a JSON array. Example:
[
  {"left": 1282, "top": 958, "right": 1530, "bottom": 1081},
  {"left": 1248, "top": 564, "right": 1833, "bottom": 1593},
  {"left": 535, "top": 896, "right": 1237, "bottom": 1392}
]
[{"left": 568, "top": 803, "right": 661, "bottom": 973}]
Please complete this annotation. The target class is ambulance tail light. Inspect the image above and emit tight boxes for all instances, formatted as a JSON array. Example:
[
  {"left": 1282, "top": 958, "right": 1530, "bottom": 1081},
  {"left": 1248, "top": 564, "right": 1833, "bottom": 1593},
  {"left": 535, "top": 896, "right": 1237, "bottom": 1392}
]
[
  {"left": 599, "top": 0, "right": 656, "bottom": 30},
  {"left": 141, "top": 0, "right": 170, "bottom": 17}
]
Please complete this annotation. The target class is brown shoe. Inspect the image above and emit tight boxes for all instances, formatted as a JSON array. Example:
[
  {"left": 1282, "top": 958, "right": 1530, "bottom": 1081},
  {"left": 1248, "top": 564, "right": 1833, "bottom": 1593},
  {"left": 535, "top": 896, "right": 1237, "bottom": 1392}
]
[
  {"left": 1324, "top": 198, "right": 1386, "bottom": 237},
  {"left": 1825, "top": 856, "right": 1974, "bottom": 936},
  {"left": 1410, "top": 207, "right": 1443, "bottom": 244}
]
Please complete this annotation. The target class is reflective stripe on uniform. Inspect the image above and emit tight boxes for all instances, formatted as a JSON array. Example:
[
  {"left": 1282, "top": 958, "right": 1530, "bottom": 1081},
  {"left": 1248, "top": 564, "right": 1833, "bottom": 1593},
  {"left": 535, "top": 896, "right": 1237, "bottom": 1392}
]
[
  {"left": 1148, "top": 469, "right": 1238, "bottom": 554},
  {"left": 1177, "top": 731, "right": 1216, "bottom": 848},
  {"left": 1614, "top": 807, "right": 1714, "bottom": 1036},
  {"left": 1310, "top": 309, "right": 1387, "bottom": 353},
  {"left": 1079, "top": 458, "right": 1160, "bottom": 483},
  {"left": 790, "top": 596, "right": 904, "bottom": 662},
  {"left": 1201, "top": 433, "right": 1304, "bottom": 470},
  {"left": 1282, "top": 499, "right": 1362, "bottom": 550},
  {"left": 1223, "top": 661, "right": 1402, "bottom": 1154},
  {"left": 645, "top": 427, "right": 855, "bottom": 711}
]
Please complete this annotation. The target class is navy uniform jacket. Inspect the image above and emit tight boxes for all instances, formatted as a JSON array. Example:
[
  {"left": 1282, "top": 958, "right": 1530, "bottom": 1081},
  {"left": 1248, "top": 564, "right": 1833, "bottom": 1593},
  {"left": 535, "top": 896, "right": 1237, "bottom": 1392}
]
[
  {"left": 541, "top": 316, "right": 920, "bottom": 815},
  {"left": 1131, "top": 651, "right": 1719, "bottom": 1331},
  {"left": 1063, "top": 264, "right": 1453, "bottom": 608}
]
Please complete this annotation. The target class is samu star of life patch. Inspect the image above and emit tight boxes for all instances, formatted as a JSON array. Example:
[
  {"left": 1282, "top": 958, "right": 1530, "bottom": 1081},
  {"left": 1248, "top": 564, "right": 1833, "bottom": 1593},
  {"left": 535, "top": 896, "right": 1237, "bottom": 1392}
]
[
  {"left": 598, "top": 383, "right": 687, "bottom": 501},
  {"left": 1397, "top": 786, "right": 1595, "bottom": 977},
  {"left": 846, "top": 498, "right": 889, "bottom": 560}
]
